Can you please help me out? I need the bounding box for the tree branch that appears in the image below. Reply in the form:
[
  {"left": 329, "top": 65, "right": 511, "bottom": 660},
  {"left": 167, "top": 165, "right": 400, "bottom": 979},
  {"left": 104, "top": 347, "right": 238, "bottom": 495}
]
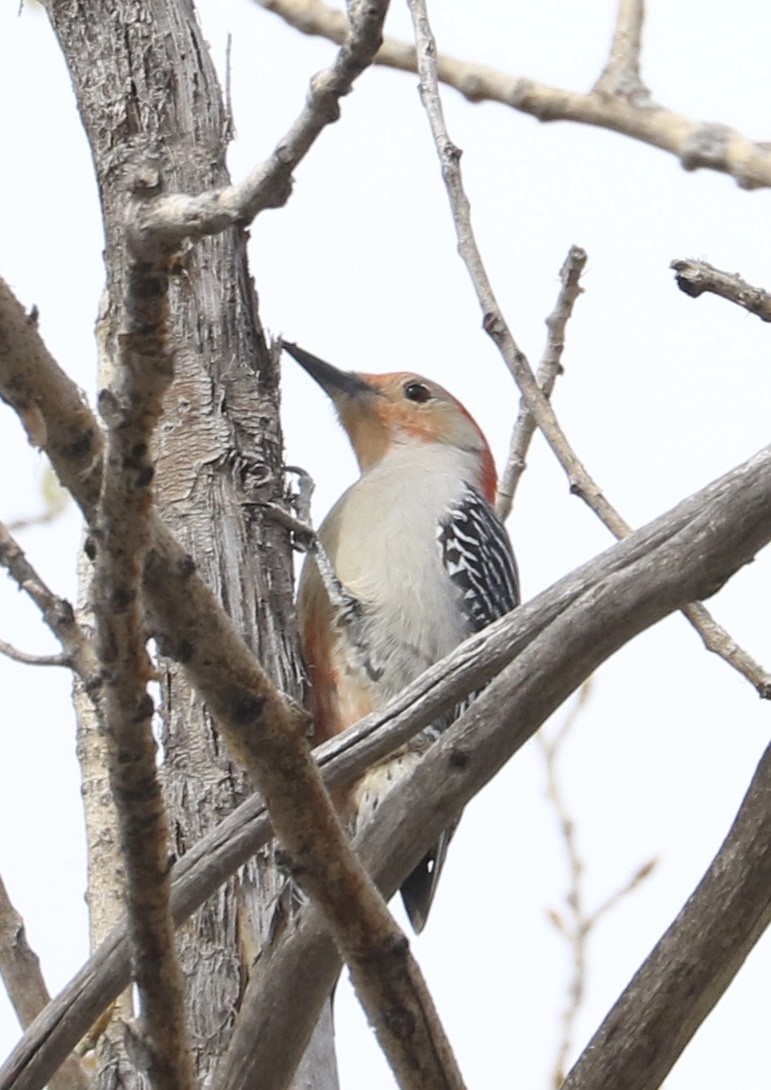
[
  {"left": 129, "top": 0, "right": 389, "bottom": 259},
  {"left": 0, "top": 520, "right": 101, "bottom": 690},
  {"left": 495, "top": 245, "right": 586, "bottom": 521},
  {"left": 671, "top": 258, "right": 771, "bottom": 322},
  {"left": 92, "top": 249, "right": 194, "bottom": 1090},
  {"left": 3, "top": 438, "right": 771, "bottom": 1090},
  {"left": 562, "top": 739, "right": 771, "bottom": 1090},
  {"left": 0, "top": 875, "right": 89, "bottom": 1090},
  {"left": 0, "top": 639, "right": 69, "bottom": 667},
  {"left": 592, "top": 0, "right": 648, "bottom": 101},
  {"left": 539, "top": 684, "right": 656, "bottom": 1088},
  {"left": 256, "top": 0, "right": 771, "bottom": 190},
  {"left": 407, "top": 0, "right": 771, "bottom": 698}
]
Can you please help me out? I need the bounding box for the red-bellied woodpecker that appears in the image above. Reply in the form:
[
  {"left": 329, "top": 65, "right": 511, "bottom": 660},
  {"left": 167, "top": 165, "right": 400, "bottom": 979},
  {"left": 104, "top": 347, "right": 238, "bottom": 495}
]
[{"left": 285, "top": 342, "right": 519, "bottom": 932}]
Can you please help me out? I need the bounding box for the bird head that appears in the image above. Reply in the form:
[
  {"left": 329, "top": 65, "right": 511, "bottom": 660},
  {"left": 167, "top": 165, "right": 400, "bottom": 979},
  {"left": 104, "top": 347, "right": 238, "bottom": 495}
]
[{"left": 283, "top": 342, "right": 497, "bottom": 502}]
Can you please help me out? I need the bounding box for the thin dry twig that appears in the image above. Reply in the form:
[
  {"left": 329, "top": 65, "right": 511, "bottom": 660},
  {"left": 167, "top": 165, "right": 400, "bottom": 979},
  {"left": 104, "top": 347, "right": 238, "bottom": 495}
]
[
  {"left": 593, "top": 0, "right": 648, "bottom": 101},
  {"left": 0, "top": 520, "right": 102, "bottom": 690},
  {"left": 6, "top": 469, "right": 69, "bottom": 534},
  {"left": 496, "top": 245, "right": 586, "bottom": 521},
  {"left": 539, "top": 682, "right": 656, "bottom": 1087},
  {"left": 0, "top": 639, "right": 68, "bottom": 668},
  {"left": 6, "top": 510, "right": 64, "bottom": 534},
  {"left": 562, "top": 739, "right": 771, "bottom": 1090},
  {"left": 92, "top": 252, "right": 195, "bottom": 1090},
  {"left": 256, "top": 0, "right": 771, "bottom": 190},
  {"left": 130, "top": 0, "right": 389, "bottom": 259},
  {"left": 407, "top": 0, "right": 771, "bottom": 699},
  {"left": 671, "top": 258, "right": 771, "bottom": 322},
  {"left": 0, "top": 875, "right": 89, "bottom": 1090}
]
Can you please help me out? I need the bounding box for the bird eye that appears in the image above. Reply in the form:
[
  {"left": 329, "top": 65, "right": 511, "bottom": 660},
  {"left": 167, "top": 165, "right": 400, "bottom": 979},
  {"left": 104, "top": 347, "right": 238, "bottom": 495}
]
[{"left": 403, "top": 381, "right": 432, "bottom": 403}]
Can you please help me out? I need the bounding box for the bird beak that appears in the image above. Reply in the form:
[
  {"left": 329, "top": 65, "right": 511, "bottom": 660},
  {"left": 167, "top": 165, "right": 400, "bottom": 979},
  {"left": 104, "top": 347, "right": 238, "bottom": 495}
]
[{"left": 283, "top": 342, "right": 377, "bottom": 402}]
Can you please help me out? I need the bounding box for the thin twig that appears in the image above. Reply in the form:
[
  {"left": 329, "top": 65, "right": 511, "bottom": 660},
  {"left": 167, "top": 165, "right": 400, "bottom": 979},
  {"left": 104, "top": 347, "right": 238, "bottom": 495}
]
[
  {"left": 539, "top": 690, "right": 590, "bottom": 1088},
  {"left": 0, "top": 639, "right": 69, "bottom": 667},
  {"left": 592, "top": 0, "right": 648, "bottom": 101},
  {"left": 6, "top": 510, "right": 65, "bottom": 534},
  {"left": 130, "top": 0, "right": 389, "bottom": 260},
  {"left": 671, "top": 258, "right": 771, "bottom": 322},
  {"left": 539, "top": 682, "right": 656, "bottom": 1087},
  {"left": 496, "top": 245, "right": 586, "bottom": 521},
  {"left": 256, "top": 0, "right": 771, "bottom": 190},
  {"left": 0, "top": 520, "right": 102, "bottom": 691},
  {"left": 407, "top": 0, "right": 771, "bottom": 698},
  {"left": 0, "top": 875, "right": 89, "bottom": 1090},
  {"left": 563, "top": 740, "right": 771, "bottom": 1090}
]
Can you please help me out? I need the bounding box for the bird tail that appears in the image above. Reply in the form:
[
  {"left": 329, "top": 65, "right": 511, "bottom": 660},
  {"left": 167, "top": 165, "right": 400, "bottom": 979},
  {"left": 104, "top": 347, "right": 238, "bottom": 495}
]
[{"left": 399, "top": 818, "right": 460, "bottom": 933}]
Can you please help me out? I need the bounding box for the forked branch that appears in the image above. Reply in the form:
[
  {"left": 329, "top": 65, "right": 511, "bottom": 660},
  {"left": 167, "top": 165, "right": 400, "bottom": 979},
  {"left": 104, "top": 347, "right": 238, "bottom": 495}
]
[{"left": 257, "top": 0, "right": 771, "bottom": 189}]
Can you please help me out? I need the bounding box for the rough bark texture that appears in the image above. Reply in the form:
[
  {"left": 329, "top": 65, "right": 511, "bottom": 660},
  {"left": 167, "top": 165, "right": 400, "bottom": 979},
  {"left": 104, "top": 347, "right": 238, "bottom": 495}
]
[{"left": 42, "top": 1, "right": 316, "bottom": 1086}]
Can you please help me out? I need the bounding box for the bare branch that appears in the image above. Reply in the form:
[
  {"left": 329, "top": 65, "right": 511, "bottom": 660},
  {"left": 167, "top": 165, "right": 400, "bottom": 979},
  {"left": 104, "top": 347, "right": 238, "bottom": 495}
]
[
  {"left": 7, "top": 468, "right": 69, "bottom": 534},
  {"left": 4, "top": 438, "right": 771, "bottom": 1090},
  {"left": 496, "top": 245, "right": 586, "bottom": 521},
  {"left": 671, "top": 258, "right": 771, "bottom": 322},
  {"left": 0, "top": 639, "right": 69, "bottom": 667},
  {"left": 92, "top": 252, "right": 194, "bottom": 1090},
  {"left": 129, "top": 0, "right": 389, "bottom": 260},
  {"left": 0, "top": 520, "right": 102, "bottom": 691},
  {"left": 539, "top": 683, "right": 656, "bottom": 1087},
  {"left": 539, "top": 689, "right": 591, "bottom": 1088},
  {"left": 406, "top": 1, "right": 771, "bottom": 698},
  {"left": 563, "top": 739, "right": 771, "bottom": 1090},
  {"left": 589, "top": 860, "right": 657, "bottom": 929},
  {"left": 0, "top": 875, "right": 89, "bottom": 1090},
  {"left": 592, "top": 0, "right": 648, "bottom": 101},
  {"left": 257, "top": 0, "right": 771, "bottom": 190},
  {"left": 679, "top": 601, "right": 771, "bottom": 699}
]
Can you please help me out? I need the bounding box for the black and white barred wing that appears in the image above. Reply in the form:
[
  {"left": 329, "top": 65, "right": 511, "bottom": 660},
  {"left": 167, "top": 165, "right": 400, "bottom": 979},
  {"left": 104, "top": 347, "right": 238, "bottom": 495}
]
[{"left": 438, "top": 485, "right": 520, "bottom": 631}]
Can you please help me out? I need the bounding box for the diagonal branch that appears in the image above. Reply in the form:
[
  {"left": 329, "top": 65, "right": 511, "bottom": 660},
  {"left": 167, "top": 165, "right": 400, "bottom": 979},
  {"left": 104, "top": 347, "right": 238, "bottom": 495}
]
[
  {"left": 407, "top": 0, "right": 771, "bottom": 698},
  {"left": 562, "top": 739, "right": 771, "bottom": 1090},
  {"left": 0, "top": 520, "right": 102, "bottom": 691},
  {"left": 129, "top": 0, "right": 389, "bottom": 260},
  {"left": 671, "top": 258, "right": 771, "bottom": 322},
  {"left": 256, "top": 0, "right": 771, "bottom": 190},
  {"left": 3, "top": 437, "right": 771, "bottom": 1090},
  {"left": 0, "top": 875, "right": 88, "bottom": 1090}
]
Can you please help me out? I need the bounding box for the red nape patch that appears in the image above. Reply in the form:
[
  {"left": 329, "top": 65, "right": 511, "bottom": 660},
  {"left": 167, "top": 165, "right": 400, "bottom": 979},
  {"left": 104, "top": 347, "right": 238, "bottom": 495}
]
[
  {"left": 455, "top": 399, "right": 498, "bottom": 502},
  {"left": 479, "top": 445, "right": 498, "bottom": 504}
]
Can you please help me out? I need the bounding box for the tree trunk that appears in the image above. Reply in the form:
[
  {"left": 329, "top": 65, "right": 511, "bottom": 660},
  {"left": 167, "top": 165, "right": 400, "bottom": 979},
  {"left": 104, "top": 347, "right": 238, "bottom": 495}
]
[{"left": 43, "top": 2, "right": 333, "bottom": 1086}]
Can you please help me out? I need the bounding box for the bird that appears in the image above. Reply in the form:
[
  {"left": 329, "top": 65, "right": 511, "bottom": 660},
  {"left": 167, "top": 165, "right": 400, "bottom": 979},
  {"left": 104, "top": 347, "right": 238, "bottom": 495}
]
[{"left": 285, "top": 341, "right": 519, "bottom": 932}]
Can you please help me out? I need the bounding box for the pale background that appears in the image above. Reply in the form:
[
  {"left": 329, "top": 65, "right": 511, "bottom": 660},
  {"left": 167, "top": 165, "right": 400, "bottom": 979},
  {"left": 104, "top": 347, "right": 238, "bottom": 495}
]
[{"left": 1, "top": 2, "right": 769, "bottom": 1087}]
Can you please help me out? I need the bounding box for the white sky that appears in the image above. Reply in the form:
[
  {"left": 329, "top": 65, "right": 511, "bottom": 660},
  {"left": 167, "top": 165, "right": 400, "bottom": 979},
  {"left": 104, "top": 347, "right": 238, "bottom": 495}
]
[{"left": 1, "top": 2, "right": 769, "bottom": 1088}]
